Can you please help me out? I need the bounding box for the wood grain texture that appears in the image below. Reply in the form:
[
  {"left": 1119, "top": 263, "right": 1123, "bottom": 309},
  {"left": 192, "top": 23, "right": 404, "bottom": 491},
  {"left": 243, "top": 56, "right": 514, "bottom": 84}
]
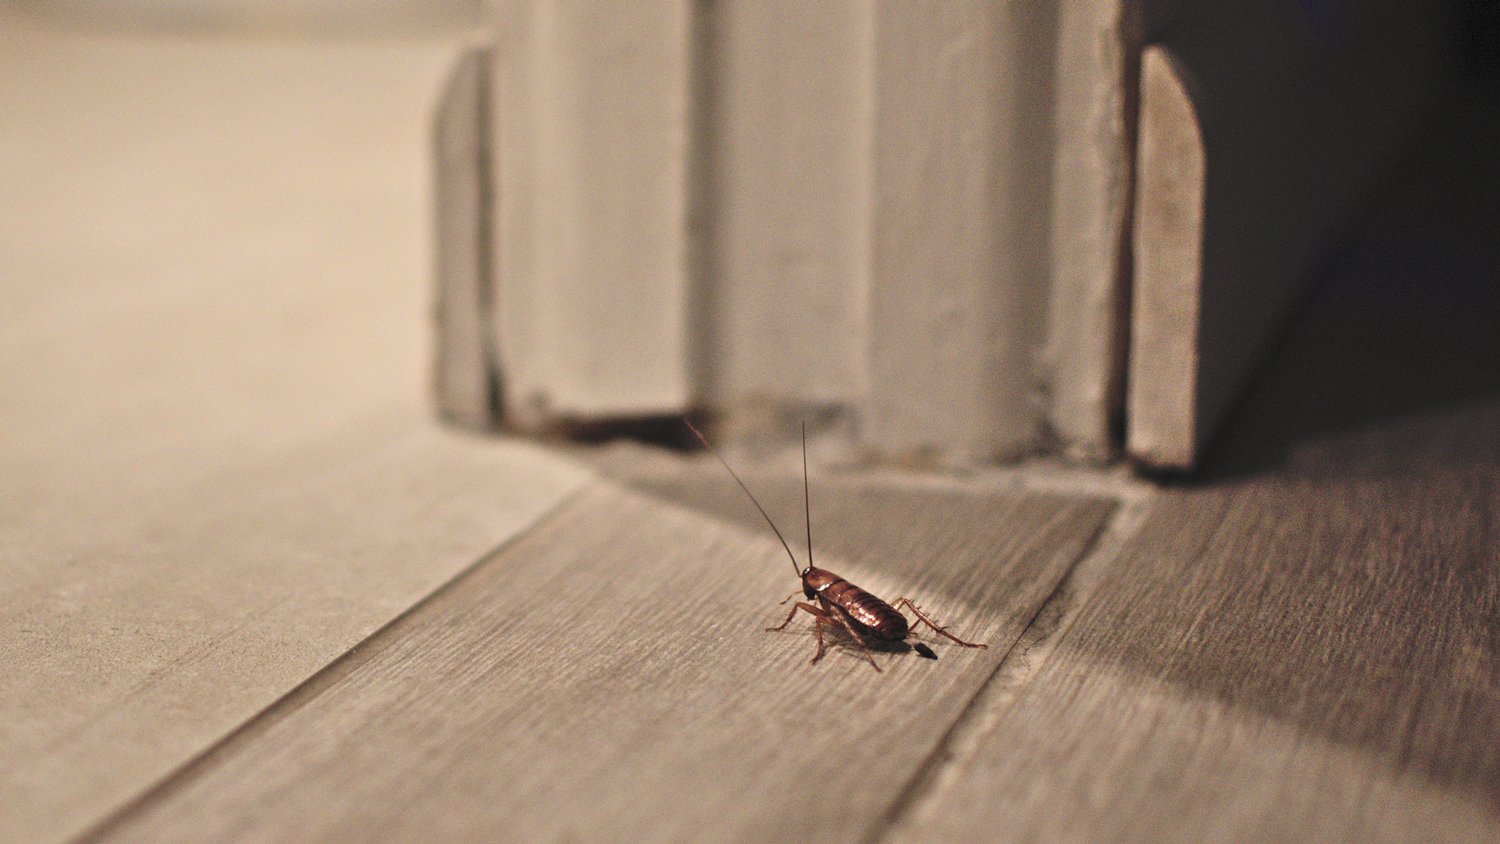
[
  {"left": 887, "top": 85, "right": 1500, "bottom": 842},
  {"left": 0, "top": 24, "right": 588, "bottom": 844},
  {"left": 87, "top": 467, "right": 1115, "bottom": 843},
  {"left": 890, "top": 469, "right": 1500, "bottom": 842}
]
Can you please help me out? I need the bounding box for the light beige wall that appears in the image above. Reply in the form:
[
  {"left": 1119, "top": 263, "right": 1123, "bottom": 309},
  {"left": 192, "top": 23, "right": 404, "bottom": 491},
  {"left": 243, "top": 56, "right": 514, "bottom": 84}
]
[{"left": 7, "top": 0, "right": 482, "bottom": 34}]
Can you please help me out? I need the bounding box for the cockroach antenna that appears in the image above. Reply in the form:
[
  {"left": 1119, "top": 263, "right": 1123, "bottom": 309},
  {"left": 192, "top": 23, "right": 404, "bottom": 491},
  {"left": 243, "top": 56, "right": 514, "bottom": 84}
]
[
  {"left": 802, "top": 421, "right": 812, "bottom": 569},
  {"left": 687, "top": 415, "right": 987, "bottom": 671},
  {"left": 684, "top": 418, "right": 804, "bottom": 577}
]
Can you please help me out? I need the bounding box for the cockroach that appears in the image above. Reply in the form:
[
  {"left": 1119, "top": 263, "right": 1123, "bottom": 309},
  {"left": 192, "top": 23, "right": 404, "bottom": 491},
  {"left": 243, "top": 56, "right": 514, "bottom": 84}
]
[{"left": 685, "top": 419, "right": 986, "bottom": 672}]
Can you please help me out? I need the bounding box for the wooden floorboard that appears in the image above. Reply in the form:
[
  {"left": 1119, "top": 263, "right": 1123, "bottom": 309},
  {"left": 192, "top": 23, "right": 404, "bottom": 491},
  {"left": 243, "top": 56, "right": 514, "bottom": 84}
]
[
  {"left": 0, "top": 21, "right": 589, "bottom": 844},
  {"left": 883, "top": 84, "right": 1500, "bottom": 843},
  {"left": 887, "top": 462, "right": 1500, "bottom": 843},
  {"left": 84, "top": 468, "right": 1115, "bottom": 843}
]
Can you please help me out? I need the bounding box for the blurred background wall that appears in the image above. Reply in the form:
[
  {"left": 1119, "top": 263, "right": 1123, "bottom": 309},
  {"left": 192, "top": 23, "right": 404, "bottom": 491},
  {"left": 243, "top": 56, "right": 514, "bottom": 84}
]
[
  {"left": 6, "top": 0, "right": 1481, "bottom": 471},
  {"left": 4, "top": 0, "right": 482, "bottom": 34}
]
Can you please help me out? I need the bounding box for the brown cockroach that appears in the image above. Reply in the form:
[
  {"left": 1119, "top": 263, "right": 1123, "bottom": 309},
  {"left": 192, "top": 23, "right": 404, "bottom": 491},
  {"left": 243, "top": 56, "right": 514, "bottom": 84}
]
[{"left": 686, "top": 419, "right": 986, "bottom": 672}]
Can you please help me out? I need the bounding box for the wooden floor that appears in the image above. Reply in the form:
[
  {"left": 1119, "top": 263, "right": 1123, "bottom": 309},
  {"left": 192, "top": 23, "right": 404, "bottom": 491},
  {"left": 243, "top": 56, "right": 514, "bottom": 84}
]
[{"left": 4, "top": 19, "right": 1497, "bottom": 844}]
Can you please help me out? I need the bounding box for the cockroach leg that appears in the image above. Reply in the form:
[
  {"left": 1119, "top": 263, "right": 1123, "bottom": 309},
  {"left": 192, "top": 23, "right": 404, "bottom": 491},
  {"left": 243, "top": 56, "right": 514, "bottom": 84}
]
[
  {"left": 810, "top": 615, "right": 831, "bottom": 663},
  {"left": 777, "top": 598, "right": 883, "bottom": 672},
  {"left": 777, "top": 590, "right": 802, "bottom": 606},
  {"left": 889, "top": 598, "right": 987, "bottom": 649},
  {"left": 691, "top": 418, "right": 981, "bottom": 673},
  {"left": 820, "top": 598, "right": 883, "bottom": 672},
  {"left": 766, "top": 604, "right": 799, "bottom": 632},
  {"left": 766, "top": 600, "right": 825, "bottom": 632}
]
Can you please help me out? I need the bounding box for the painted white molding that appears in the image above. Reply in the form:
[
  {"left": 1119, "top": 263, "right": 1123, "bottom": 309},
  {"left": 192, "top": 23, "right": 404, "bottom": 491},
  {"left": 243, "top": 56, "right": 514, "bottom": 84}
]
[
  {"left": 865, "top": 0, "right": 1053, "bottom": 464},
  {"left": 490, "top": 0, "right": 694, "bottom": 430},
  {"left": 1045, "top": 0, "right": 1139, "bottom": 460},
  {"left": 449, "top": 1, "right": 1135, "bottom": 463},
  {"left": 1128, "top": 46, "right": 1202, "bottom": 470},
  {"left": 693, "top": 1, "right": 873, "bottom": 432},
  {"left": 427, "top": 3, "right": 1466, "bottom": 469},
  {"left": 433, "top": 44, "right": 497, "bottom": 431}
]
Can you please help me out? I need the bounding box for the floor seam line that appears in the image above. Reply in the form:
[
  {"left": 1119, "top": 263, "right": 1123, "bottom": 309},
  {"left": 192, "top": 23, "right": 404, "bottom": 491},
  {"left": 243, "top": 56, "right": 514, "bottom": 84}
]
[
  {"left": 865, "top": 491, "right": 1152, "bottom": 843},
  {"left": 65, "top": 481, "right": 597, "bottom": 844}
]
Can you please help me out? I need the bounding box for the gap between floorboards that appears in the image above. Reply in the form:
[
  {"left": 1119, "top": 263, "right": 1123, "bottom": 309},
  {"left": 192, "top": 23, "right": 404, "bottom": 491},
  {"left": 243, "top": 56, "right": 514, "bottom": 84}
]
[{"left": 869, "top": 485, "right": 1155, "bottom": 843}]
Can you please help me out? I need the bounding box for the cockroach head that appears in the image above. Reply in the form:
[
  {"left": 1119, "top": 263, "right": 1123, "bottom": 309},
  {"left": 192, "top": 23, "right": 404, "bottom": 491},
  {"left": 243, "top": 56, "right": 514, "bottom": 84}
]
[{"left": 800, "top": 566, "right": 816, "bottom": 599}]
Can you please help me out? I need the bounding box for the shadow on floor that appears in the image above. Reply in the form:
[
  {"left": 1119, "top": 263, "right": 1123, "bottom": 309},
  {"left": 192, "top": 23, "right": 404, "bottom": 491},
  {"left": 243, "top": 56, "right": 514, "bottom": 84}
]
[
  {"left": 1198, "top": 69, "right": 1500, "bottom": 482},
  {"left": 1096, "top": 67, "right": 1500, "bottom": 806}
]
